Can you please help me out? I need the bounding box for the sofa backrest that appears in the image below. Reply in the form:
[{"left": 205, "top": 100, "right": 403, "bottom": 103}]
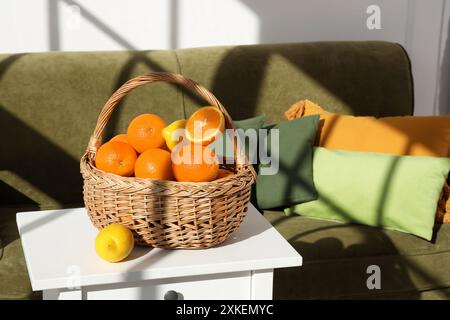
[{"left": 0, "top": 41, "right": 413, "bottom": 209}]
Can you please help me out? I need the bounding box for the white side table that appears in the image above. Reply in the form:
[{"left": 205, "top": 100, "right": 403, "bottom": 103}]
[{"left": 17, "top": 204, "right": 302, "bottom": 300}]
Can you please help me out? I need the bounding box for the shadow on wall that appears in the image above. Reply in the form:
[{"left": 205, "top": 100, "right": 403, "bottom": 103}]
[
  {"left": 438, "top": 19, "right": 450, "bottom": 115},
  {"left": 240, "top": 0, "right": 319, "bottom": 44},
  {"left": 49, "top": 0, "right": 180, "bottom": 51},
  {"left": 48, "top": 0, "right": 136, "bottom": 51},
  {"left": 48, "top": 0, "right": 60, "bottom": 50}
]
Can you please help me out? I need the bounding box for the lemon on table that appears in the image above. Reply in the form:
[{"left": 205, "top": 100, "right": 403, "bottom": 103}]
[
  {"left": 162, "top": 119, "right": 187, "bottom": 151},
  {"left": 95, "top": 224, "right": 134, "bottom": 263}
]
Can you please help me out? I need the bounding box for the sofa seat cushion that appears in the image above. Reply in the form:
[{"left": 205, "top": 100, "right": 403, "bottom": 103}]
[
  {"left": 264, "top": 210, "right": 450, "bottom": 299},
  {"left": 0, "top": 238, "right": 37, "bottom": 300},
  {"left": 0, "top": 207, "right": 42, "bottom": 299}
]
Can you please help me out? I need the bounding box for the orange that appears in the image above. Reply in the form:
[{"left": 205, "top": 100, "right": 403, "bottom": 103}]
[
  {"left": 216, "top": 168, "right": 234, "bottom": 180},
  {"left": 135, "top": 148, "right": 174, "bottom": 180},
  {"left": 110, "top": 134, "right": 130, "bottom": 145},
  {"left": 172, "top": 144, "right": 219, "bottom": 182},
  {"left": 127, "top": 114, "right": 166, "bottom": 153},
  {"left": 185, "top": 106, "right": 225, "bottom": 145},
  {"left": 95, "top": 141, "right": 137, "bottom": 176}
]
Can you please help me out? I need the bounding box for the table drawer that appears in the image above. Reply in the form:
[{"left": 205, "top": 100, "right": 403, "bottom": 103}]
[{"left": 84, "top": 271, "right": 252, "bottom": 300}]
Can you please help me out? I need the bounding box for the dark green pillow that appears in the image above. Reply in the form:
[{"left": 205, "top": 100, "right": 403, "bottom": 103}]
[
  {"left": 234, "top": 114, "right": 266, "bottom": 131},
  {"left": 209, "top": 115, "right": 265, "bottom": 208},
  {"left": 256, "top": 115, "right": 320, "bottom": 209},
  {"left": 210, "top": 114, "right": 266, "bottom": 162}
]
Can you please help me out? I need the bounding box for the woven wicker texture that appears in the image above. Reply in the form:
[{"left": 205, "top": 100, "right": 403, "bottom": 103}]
[
  {"left": 80, "top": 73, "right": 256, "bottom": 248},
  {"left": 437, "top": 182, "right": 450, "bottom": 224}
]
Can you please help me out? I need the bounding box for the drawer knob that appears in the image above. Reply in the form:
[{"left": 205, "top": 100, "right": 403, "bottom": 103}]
[{"left": 164, "top": 290, "right": 179, "bottom": 300}]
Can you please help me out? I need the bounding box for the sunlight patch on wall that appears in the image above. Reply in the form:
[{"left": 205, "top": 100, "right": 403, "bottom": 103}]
[
  {"left": 58, "top": 0, "right": 172, "bottom": 51},
  {"left": 177, "top": 0, "right": 259, "bottom": 49}
]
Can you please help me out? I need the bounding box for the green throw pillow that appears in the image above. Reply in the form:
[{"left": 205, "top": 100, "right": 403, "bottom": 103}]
[
  {"left": 210, "top": 114, "right": 266, "bottom": 162},
  {"left": 256, "top": 115, "right": 320, "bottom": 209},
  {"left": 285, "top": 147, "right": 450, "bottom": 240},
  {"left": 234, "top": 114, "right": 266, "bottom": 131}
]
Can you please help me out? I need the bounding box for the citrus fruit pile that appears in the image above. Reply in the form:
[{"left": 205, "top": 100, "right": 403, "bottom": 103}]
[{"left": 95, "top": 106, "right": 234, "bottom": 182}]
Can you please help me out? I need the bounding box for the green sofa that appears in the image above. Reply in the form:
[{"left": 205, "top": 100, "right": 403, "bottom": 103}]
[{"left": 1, "top": 41, "right": 450, "bottom": 300}]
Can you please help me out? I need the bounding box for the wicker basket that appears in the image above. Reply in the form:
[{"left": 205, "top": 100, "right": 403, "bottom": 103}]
[
  {"left": 437, "top": 181, "right": 450, "bottom": 224},
  {"left": 80, "top": 72, "right": 256, "bottom": 249}
]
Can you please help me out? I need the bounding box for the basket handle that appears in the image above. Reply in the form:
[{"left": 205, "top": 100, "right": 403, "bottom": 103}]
[{"left": 87, "top": 72, "right": 251, "bottom": 171}]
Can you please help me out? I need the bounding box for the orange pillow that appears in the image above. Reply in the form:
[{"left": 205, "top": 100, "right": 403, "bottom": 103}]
[{"left": 285, "top": 100, "right": 450, "bottom": 157}]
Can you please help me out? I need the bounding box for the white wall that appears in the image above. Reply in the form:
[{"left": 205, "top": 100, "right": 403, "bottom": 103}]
[
  {"left": 0, "top": 0, "right": 448, "bottom": 115},
  {"left": 437, "top": 0, "right": 450, "bottom": 115}
]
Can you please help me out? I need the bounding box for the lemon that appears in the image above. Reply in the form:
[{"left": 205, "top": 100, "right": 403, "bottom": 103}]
[
  {"left": 95, "top": 224, "right": 134, "bottom": 263},
  {"left": 162, "top": 119, "right": 187, "bottom": 151}
]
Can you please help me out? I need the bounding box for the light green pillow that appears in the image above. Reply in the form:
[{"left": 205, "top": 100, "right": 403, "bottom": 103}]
[{"left": 285, "top": 147, "right": 450, "bottom": 240}]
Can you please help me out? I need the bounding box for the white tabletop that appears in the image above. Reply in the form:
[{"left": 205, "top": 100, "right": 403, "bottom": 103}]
[{"left": 17, "top": 204, "right": 302, "bottom": 291}]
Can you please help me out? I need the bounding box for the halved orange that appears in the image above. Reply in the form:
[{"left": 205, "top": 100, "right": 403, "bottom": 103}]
[{"left": 185, "top": 106, "right": 225, "bottom": 145}]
